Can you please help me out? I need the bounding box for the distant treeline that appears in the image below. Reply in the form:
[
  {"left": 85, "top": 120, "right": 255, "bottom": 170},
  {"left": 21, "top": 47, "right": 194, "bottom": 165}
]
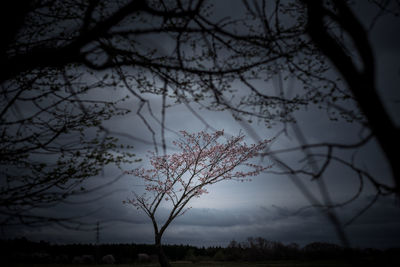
[{"left": 1, "top": 237, "right": 399, "bottom": 265}]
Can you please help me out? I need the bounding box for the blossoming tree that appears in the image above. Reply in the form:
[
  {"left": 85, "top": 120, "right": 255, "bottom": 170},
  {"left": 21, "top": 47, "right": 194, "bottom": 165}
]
[{"left": 125, "top": 130, "right": 270, "bottom": 267}]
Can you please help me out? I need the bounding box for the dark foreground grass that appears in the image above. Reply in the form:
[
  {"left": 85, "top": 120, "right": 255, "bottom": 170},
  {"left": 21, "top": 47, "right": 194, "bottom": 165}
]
[{"left": 6, "top": 260, "right": 353, "bottom": 267}]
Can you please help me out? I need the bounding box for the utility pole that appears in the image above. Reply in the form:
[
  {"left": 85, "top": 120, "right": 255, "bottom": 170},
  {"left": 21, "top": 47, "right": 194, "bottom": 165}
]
[
  {"left": 96, "top": 221, "right": 100, "bottom": 244},
  {"left": 95, "top": 221, "right": 100, "bottom": 263}
]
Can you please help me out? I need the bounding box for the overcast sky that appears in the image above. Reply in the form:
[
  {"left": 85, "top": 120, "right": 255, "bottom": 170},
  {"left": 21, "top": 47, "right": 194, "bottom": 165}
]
[{"left": 3, "top": 0, "right": 400, "bottom": 249}]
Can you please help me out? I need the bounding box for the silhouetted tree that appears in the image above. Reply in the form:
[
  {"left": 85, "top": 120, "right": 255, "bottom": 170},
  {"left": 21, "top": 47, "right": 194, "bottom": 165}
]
[
  {"left": 0, "top": 0, "right": 208, "bottom": 227},
  {"left": 125, "top": 130, "right": 269, "bottom": 267}
]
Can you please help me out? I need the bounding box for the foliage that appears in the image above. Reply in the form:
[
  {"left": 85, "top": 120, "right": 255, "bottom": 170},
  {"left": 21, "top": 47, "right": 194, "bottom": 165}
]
[{"left": 2, "top": 237, "right": 400, "bottom": 266}]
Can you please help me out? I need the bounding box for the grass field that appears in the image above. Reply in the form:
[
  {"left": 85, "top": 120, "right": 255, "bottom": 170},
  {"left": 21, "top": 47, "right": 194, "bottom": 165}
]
[{"left": 6, "top": 260, "right": 353, "bottom": 267}]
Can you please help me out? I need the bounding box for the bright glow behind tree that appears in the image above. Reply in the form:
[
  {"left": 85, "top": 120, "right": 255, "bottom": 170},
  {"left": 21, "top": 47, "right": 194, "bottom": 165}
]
[{"left": 125, "top": 130, "right": 270, "bottom": 267}]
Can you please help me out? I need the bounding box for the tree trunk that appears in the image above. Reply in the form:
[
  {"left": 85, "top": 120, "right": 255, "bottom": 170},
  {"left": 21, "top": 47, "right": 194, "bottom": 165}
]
[{"left": 155, "top": 235, "right": 171, "bottom": 267}]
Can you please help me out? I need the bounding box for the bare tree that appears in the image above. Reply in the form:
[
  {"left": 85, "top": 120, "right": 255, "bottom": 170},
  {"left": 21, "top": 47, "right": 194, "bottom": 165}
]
[
  {"left": 1, "top": 0, "right": 224, "bottom": 227},
  {"left": 212, "top": 0, "right": 400, "bottom": 230},
  {"left": 0, "top": 68, "right": 136, "bottom": 227},
  {"left": 303, "top": 0, "right": 400, "bottom": 192}
]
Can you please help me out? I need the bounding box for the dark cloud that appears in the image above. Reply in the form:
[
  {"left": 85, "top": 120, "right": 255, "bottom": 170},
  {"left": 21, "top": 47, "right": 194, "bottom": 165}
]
[{"left": 7, "top": 194, "right": 399, "bottom": 249}]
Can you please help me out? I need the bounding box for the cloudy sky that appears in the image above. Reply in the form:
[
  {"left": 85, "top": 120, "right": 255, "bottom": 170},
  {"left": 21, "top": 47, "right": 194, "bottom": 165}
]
[{"left": 3, "top": 0, "right": 400, "bottom": 249}]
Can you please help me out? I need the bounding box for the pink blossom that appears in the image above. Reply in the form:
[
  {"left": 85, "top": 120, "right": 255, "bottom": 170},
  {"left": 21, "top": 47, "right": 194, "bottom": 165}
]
[{"left": 125, "top": 130, "right": 271, "bottom": 221}]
